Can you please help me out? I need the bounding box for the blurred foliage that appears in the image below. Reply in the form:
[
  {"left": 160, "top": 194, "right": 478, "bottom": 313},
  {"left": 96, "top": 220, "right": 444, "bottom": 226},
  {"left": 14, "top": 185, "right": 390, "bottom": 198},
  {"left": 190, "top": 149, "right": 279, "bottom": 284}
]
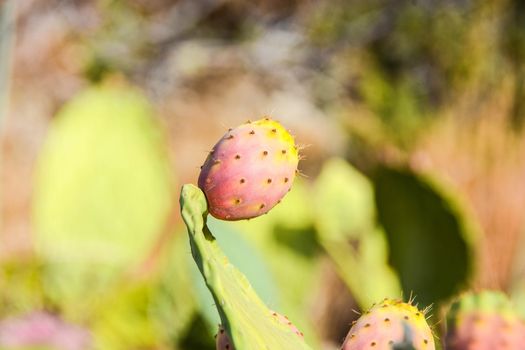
[
  {"left": 373, "top": 165, "right": 479, "bottom": 307},
  {"left": 150, "top": 231, "right": 198, "bottom": 347},
  {"left": 33, "top": 85, "right": 173, "bottom": 312},
  {"left": 314, "top": 158, "right": 401, "bottom": 309}
]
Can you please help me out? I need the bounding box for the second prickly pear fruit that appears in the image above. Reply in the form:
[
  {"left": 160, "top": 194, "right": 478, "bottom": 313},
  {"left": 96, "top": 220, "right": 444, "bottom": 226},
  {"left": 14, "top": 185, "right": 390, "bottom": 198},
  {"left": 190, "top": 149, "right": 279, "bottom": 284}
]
[
  {"left": 198, "top": 118, "right": 299, "bottom": 220},
  {"left": 341, "top": 298, "right": 435, "bottom": 350},
  {"left": 445, "top": 290, "right": 525, "bottom": 350}
]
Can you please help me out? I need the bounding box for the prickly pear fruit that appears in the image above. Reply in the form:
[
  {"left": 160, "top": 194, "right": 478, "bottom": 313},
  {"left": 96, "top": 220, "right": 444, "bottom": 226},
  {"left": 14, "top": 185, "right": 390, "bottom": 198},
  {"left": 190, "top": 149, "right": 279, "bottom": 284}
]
[
  {"left": 215, "top": 325, "right": 233, "bottom": 350},
  {"left": 198, "top": 118, "right": 299, "bottom": 220},
  {"left": 215, "top": 311, "right": 304, "bottom": 349},
  {"left": 445, "top": 290, "right": 525, "bottom": 350},
  {"left": 341, "top": 298, "right": 435, "bottom": 350}
]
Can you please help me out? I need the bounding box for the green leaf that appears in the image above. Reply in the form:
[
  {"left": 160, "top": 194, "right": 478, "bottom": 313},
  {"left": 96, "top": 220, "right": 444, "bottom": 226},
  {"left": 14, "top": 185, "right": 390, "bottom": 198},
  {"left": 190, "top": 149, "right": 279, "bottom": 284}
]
[
  {"left": 314, "top": 158, "right": 401, "bottom": 308},
  {"left": 179, "top": 184, "right": 312, "bottom": 350},
  {"left": 373, "top": 165, "right": 479, "bottom": 306}
]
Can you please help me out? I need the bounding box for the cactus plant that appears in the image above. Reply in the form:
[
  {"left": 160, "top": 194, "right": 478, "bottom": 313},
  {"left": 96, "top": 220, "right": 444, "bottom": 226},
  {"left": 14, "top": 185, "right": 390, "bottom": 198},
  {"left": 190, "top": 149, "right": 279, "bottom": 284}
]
[
  {"left": 215, "top": 311, "right": 303, "bottom": 350},
  {"left": 373, "top": 165, "right": 479, "bottom": 307},
  {"left": 33, "top": 86, "right": 173, "bottom": 314},
  {"left": 445, "top": 290, "right": 525, "bottom": 350},
  {"left": 341, "top": 298, "right": 435, "bottom": 350},
  {"left": 198, "top": 118, "right": 299, "bottom": 221},
  {"left": 314, "top": 158, "right": 401, "bottom": 309},
  {"left": 180, "top": 184, "right": 312, "bottom": 350},
  {"left": 190, "top": 217, "right": 280, "bottom": 334}
]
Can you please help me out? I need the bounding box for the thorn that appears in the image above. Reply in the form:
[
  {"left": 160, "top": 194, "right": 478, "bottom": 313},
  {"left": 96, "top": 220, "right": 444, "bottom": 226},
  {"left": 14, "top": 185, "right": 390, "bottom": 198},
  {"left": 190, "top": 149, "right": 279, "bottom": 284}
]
[
  {"left": 284, "top": 177, "right": 289, "bottom": 183},
  {"left": 263, "top": 150, "right": 268, "bottom": 156},
  {"left": 296, "top": 143, "right": 311, "bottom": 151},
  {"left": 227, "top": 135, "right": 234, "bottom": 140},
  {"left": 295, "top": 169, "right": 308, "bottom": 178},
  {"left": 271, "top": 128, "right": 277, "bottom": 133},
  {"left": 246, "top": 120, "right": 252, "bottom": 124},
  {"left": 267, "top": 178, "right": 272, "bottom": 184},
  {"left": 235, "top": 154, "right": 241, "bottom": 159},
  {"left": 249, "top": 130, "right": 255, "bottom": 135},
  {"left": 228, "top": 128, "right": 232, "bottom": 131},
  {"left": 281, "top": 149, "right": 287, "bottom": 154},
  {"left": 240, "top": 178, "right": 245, "bottom": 184}
]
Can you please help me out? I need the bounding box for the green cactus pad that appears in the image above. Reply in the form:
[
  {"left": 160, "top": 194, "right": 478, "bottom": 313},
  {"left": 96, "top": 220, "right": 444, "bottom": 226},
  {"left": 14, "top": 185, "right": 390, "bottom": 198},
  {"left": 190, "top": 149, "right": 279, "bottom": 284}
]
[
  {"left": 33, "top": 85, "right": 173, "bottom": 314},
  {"left": 180, "top": 184, "right": 312, "bottom": 350},
  {"left": 314, "top": 158, "right": 401, "bottom": 309},
  {"left": 373, "top": 166, "right": 479, "bottom": 307}
]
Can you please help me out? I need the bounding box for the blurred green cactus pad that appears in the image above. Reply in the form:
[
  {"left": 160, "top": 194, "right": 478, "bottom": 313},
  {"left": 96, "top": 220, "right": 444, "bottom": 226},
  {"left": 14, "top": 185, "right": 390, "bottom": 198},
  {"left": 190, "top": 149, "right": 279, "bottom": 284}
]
[
  {"left": 33, "top": 85, "right": 173, "bottom": 308},
  {"left": 314, "top": 158, "right": 401, "bottom": 309},
  {"left": 373, "top": 165, "right": 479, "bottom": 306}
]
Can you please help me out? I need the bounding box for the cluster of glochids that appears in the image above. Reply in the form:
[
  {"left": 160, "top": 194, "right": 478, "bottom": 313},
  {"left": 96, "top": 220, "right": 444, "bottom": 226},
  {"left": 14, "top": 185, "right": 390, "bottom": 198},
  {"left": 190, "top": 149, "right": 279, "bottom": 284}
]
[
  {"left": 198, "top": 117, "right": 301, "bottom": 221},
  {"left": 215, "top": 311, "right": 304, "bottom": 350}
]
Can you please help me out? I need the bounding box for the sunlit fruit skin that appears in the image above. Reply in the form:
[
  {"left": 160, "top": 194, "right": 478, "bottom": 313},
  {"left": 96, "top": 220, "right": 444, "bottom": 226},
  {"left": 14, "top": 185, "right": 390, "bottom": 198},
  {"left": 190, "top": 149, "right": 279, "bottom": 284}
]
[
  {"left": 341, "top": 298, "right": 435, "bottom": 350},
  {"left": 445, "top": 291, "right": 525, "bottom": 350},
  {"left": 198, "top": 118, "right": 299, "bottom": 221}
]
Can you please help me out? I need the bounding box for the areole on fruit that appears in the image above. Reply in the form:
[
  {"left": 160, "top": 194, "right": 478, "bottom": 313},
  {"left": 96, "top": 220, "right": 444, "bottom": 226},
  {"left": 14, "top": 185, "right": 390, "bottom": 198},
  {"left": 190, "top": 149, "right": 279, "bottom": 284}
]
[{"left": 198, "top": 118, "right": 300, "bottom": 221}]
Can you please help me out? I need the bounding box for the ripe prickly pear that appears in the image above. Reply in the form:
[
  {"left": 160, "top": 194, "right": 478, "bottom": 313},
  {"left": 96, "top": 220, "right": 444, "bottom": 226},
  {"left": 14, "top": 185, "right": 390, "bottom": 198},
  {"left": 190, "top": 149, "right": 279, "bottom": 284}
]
[
  {"left": 215, "top": 311, "right": 304, "bottom": 349},
  {"left": 198, "top": 118, "right": 300, "bottom": 221},
  {"left": 445, "top": 290, "right": 525, "bottom": 350},
  {"left": 341, "top": 298, "right": 435, "bottom": 350},
  {"left": 215, "top": 325, "right": 233, "bottom": 350}
]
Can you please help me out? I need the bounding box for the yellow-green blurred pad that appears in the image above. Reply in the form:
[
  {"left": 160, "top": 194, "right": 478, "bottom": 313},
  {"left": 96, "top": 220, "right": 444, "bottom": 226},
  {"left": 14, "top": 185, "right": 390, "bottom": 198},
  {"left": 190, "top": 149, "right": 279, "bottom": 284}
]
[{"left": 33, "top": 85, "right": 172, "bottom": 305}]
